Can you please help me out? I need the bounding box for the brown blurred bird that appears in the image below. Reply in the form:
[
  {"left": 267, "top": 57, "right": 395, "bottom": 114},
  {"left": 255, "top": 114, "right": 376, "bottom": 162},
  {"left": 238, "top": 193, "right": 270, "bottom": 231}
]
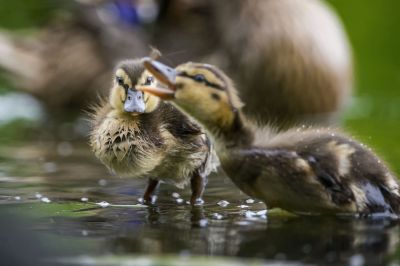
[{"left": 0, "top": 0, "right": 352, "bottom": 127}]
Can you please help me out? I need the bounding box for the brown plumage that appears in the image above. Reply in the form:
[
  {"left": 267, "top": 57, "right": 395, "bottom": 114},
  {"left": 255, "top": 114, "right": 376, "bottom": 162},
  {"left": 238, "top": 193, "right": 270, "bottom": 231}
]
[
  {"left": 156, "top": 0, "right": 353, "bottom": 127},
  {"left": 0, "top": 0, "right": 352, "bottom": 128},
  {"left": 219, "top": 0, "right": 353, "bottom": 127},
  {"left": 89, "top": 59, "right": 218, "bottom": 204},
  {"left": 139, "top": 60, "right": 400, "bottom": 216}
]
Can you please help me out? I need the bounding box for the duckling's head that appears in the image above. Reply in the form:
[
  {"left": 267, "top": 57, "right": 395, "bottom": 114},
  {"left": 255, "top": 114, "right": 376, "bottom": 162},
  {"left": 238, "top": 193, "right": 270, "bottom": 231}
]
[
  {"left": 138, "top": 59, "right": 244, "bottom": 131},
  {"left": 110, "top": 59, "right": 161, "bottom": 114}
]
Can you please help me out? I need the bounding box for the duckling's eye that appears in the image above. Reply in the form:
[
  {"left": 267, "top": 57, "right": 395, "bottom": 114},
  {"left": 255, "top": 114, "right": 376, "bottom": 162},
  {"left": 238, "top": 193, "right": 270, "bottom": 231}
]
[
  {"left": 116, "top": 76, "right": 124, "bottom": 86},
  {"left": 144, "top": 76, "right": 154, "bottom": 85},
  {"left": 193, "top": 74, "right": 206, "bottom": 83}
]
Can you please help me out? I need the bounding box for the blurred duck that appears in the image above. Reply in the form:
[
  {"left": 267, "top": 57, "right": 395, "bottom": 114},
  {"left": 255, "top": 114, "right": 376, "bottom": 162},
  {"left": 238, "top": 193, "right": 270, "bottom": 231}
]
[
  {"left": 218, "top": 0, "right": 353, "bottom": 126},
  {"left": 0, "top": 20, "right": 112, "bottom": 108},
  {"left": 154, "top": 0, "right": 353, "bottom": 127},
  {"left": 89, "top": 59, "right": 218, "bottom": 204},
  {"left": 0, "top": 0, "right": 352, "bottom": 128},
  {"left": 138, "top": 59, "right": 400, "bottom": 215}
]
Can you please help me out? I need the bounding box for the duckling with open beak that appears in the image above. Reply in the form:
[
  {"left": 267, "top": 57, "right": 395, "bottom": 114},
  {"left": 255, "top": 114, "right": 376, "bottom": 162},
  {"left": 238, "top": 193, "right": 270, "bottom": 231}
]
[{"left": 138, "top": 59, "right": 400, "bottom": 216}]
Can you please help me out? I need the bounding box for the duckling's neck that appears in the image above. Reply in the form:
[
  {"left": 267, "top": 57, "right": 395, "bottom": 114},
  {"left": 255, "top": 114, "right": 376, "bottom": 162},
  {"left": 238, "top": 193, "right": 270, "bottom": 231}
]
[
  {"left": 208, "top": 110, "right": 254, "bottom": 151},
  {"left": 108, "top": 109, "right": 141, "bottom": 120}
]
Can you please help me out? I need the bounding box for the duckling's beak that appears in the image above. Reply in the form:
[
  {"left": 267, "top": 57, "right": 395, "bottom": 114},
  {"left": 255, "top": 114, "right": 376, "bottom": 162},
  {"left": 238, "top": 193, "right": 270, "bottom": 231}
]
[
  {"left": 136, "top": 58, "right": 176, "bottom": 100},
  {"left": 124, "top": 88, "right": 146, "bottom": 113}
]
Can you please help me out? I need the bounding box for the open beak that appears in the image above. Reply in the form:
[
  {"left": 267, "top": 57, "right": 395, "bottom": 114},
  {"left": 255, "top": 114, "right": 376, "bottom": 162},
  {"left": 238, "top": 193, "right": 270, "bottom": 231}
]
[{"left": 136, "top": 58, "right": 177, "bottom": 100}]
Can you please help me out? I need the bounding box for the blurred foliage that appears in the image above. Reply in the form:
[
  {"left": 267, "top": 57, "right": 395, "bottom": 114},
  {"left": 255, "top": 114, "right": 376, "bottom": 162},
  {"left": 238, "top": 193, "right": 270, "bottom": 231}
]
[
  {"left": 0, "top": 78, "right": 12, "bottom": 94},
  {"left": 0, "top": 0, "right": 59, "bottom": 29},
  {"left": 0, "top": 119, "right": 40, "bottom": 143},
  {"left": 326, "top": 0, "right": 400, "bottom": 173},
  {"left": 327, "top": 0, "right": 400, "bottom": 97}
]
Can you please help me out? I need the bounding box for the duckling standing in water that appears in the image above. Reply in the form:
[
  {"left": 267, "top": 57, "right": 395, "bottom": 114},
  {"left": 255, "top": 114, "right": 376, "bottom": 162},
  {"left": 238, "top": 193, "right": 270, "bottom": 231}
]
[
  {"left": 89, "top": 59, "right": 218, "bottom": 204},
  {"left": 139, "top": 59, "right": 400, "bottom": 215}
]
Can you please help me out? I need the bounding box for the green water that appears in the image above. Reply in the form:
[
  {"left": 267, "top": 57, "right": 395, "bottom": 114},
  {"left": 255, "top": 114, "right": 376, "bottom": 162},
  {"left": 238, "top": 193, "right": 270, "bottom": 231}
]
[{"left": 1, "top": 141, "right": 399, "bottom": 266}]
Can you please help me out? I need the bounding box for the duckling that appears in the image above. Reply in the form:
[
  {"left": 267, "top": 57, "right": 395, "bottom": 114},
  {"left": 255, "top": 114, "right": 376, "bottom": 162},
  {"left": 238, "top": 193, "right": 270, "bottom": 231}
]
[
  {"left": 138, "top": 59, "right": 400, "bottom": 215},
  {"left": 89, "top": 59, "right": 218, "bottom": 204}
]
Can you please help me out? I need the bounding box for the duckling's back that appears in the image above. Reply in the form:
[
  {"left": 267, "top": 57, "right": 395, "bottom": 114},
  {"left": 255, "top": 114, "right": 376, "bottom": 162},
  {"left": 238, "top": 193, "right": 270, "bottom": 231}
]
[{"left": 246, "top": 128, "right": 400, "bottom": 214}]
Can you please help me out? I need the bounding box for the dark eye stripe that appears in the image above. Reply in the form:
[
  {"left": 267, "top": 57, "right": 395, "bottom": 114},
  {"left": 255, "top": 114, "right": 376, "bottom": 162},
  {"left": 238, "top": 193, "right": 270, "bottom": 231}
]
[
  {"left": 178, "top": 72, "right": 224, "bottom": 90},
  {"left": 116, "top": 76, "right": 124, "bottom": 85}
]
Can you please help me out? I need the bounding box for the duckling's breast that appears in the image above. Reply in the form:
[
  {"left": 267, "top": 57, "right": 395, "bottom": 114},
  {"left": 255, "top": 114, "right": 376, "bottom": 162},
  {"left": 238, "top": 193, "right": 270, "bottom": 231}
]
[
  {"left": 90, "top": 115, "right": 166, "bottom": 178},
  {"left": 90, "top": 111, "right": 218, "bottom": 187}
]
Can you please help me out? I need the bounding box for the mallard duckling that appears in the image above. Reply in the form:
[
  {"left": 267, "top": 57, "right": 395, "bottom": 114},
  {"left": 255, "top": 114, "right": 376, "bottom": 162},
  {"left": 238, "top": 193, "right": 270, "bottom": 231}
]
[
  {"left": 138, "top": 59, "right": 400, "bottom": 215},
  {"left": 89, "top": 59, "right": 218, "bottom": 204}
]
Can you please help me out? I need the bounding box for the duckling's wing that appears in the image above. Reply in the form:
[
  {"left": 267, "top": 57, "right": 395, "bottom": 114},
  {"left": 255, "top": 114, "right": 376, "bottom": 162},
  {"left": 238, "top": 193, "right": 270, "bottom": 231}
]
[
  {"left": 227, "top": 146, "right": 399, "bottom": 214},
  {"left": 159, "top": 103, "right": 203, "bottom": 137},
  {"left": 297, "top": 135, "right": 400, "bottom": 214},
  {"left": 227, "top": 149, "right": 356, "bottom": 213}
]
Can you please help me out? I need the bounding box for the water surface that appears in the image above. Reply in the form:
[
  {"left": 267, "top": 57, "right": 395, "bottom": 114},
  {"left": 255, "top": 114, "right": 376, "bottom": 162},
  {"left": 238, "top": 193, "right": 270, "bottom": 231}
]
[{"left": 1, "top": 135, "right": 399, "bottom": 266}]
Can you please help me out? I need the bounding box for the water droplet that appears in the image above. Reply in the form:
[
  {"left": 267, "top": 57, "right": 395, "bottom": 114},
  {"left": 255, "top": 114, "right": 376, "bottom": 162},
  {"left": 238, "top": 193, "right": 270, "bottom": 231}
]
[
  {"left": 172, "top": 192, "right": 180, "bottom": 198},
  {"left": 256, "top": 210, "right": 267, "bottom": 216},
  {"left": 349, "top": 254, "right": 365, "bottom": 266},
  {"left": 14, "top": 196, "right": 21, "bottom": 201},
  {"left": 198, "top": 219, "right": 208, "bottom": 227},
  {"left": 35, "top": 192, "right": 43, "bottom": 199},
  {"left": 245, "top": 198, "right": 255, "bottom": 204},
  {"left": 212, "top": 213, "right": 223, "bottom": 220},
  {"left": 81, "top": 230, "right": 88, "bottom": 236},
  {"left": 96, "top": 201, "right": 110, "bottom": 208},
  {"left": 41, "top": 197, "right": 51, "bottom": 203},
  {"left": 217, "top": 200, "right": 230, "bottom": 207},
  {"left": 244, "top": 210, "right": 256, "bottom": 218},
  {"left": 81, "top": 197, "right": 88, "bottom": 202},
  {"left": 151, "top": 195, "right": 158, "bottom": 204},
  {"left": 237, "top": 205, "right": 250, "bottom": 209},
  {"left": 176, "top": 198, "right": 184, "bottom": 204},
  {"left": 193, "top": 198, "right": 204, "bottom": 206}
]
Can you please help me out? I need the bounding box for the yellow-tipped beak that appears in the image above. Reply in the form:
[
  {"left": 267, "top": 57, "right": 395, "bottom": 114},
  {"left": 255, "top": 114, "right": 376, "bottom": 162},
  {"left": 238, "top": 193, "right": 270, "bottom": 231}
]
[
  {"left": 136, "top": 58, "right": 177, "bottom": 100},
  {"left": 136, "top": 85, "right": 175, "bottom": 100}
]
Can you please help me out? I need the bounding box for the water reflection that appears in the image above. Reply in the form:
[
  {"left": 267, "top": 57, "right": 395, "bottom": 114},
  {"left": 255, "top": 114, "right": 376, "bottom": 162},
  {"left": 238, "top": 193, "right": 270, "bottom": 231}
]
[{"left": 0, "top": 141, "right": 400, "bottom": 265}]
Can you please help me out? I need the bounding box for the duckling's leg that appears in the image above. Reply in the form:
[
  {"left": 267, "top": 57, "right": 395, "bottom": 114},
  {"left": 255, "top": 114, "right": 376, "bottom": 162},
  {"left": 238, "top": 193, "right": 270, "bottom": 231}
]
[
  {"left": 190, "top": 173, "right": 206, "bottom": 205},
  {"left": 143, "top": 178, "right": 159, "bottom": 203}
]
